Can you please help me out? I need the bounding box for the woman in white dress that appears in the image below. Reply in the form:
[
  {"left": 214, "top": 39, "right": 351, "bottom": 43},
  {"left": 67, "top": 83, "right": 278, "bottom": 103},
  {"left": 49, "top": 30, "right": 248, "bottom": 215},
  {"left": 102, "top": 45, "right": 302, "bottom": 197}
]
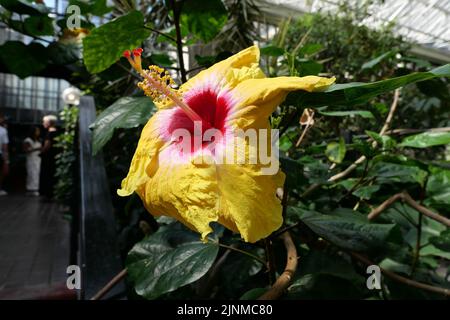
[{"left": 23, "top": 126, "right": 42, "bottom": 196}]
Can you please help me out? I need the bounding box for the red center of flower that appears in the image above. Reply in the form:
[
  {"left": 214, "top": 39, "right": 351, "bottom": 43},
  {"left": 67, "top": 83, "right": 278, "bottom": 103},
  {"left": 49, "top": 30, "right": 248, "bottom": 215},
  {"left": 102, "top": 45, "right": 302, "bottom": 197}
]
[{"left": 166, "top": 89, "right": 232, "bottom": 152}]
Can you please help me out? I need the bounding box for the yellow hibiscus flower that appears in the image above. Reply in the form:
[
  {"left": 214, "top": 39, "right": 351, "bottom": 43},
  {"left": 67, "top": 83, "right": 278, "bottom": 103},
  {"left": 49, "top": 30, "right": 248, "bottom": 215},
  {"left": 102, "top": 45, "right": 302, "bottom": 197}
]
[{"left": 117, "top": 45, "right": 335, "bottom": 243}]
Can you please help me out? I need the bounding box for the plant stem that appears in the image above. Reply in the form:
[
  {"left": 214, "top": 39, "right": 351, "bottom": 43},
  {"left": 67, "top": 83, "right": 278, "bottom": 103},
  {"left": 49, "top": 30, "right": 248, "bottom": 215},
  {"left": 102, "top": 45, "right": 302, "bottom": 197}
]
[
  {"left": 170, "top": 0, "right": 187, "bottom": 83},
  {"left": 90, "top": 269, "right": 127, "bottom": 300},
  {"left": 217, "top": 243, "right": 266, "bottom": 266},
  {"left": 367, "top": 191, "right": 450, "bottom": 227},
  {"left": 264, "top": 238, "right": 276, "bottom": 285},
  {"left": 143, "top": 25, "right": 177, "bottom": 43},
  {"left": 258, "top": 232, "right": 298, "bottom": 300}
]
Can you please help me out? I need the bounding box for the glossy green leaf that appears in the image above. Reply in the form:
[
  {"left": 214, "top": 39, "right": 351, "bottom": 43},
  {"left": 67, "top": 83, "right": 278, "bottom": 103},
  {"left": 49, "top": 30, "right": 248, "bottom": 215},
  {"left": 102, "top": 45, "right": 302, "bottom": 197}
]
[
  {"left": 399, "top": 132, "right": 450, "bottom": 148},
  {"left": 23, "top": 15, "right": 54, "bottom": 36},
  {"left": 69, "top": 0, "right": 112, "bottom": 16},
  {"left": 288, "top": 207, "right": 395, "bottom": 251},
  {"left": 286, "top": 64, "right": 450, "bottom": 107},
  {"left": 126, "top": 225, "right": 219, "bottom": 299},
  {"left": 0, "top": 41, "right": 48, "bottom": 78},
  {"left": 298, "top": 43, "right": 323, "bottom": 56},
  {"left": 82, "top": 11, "right": 151, "bottom": 73},
  {"left": 181, "top": 0, "right": 227, "bottom": 42},
  {"left": 0, "top": 0, "right": 48, "bottom": 15},
  {"left": 365, "top": 130, "right": 397, "bottom": 150},
  {"left": 47, "top": 42, "right": 81, "bottom": 65},
  {"left": 425, "top": 166, "right": 450, "bottom": 208},
  {"left": 260, "top": 45, "right": 285, "bottom": 57},
  {"left": 240, "top": 288, "right": 267, "bottom": 300},
  {"left": 429, "top": 230, "right": 450, "bottom": 252},
  {"left": 361, "top": 51, "right": 394, "bottom": 69},
  {"left": 150, "top": 53, "right": 174, "bottom": 67},
  {"left": 352, "top": 185, "right": 380, "bottom": 200},
  {"left": 369, "top": 161, "right": 428, "bottom": 186},
  {"left": 319, "top": 110, "right": 374, "bottom": 119},
  {"left": 298, "top": 60, "right": 322, "bottom": 76},
  {"left": 325, "top": 137, "right": 346, "bottom": 163},
  {"left": 90, "top": 97, "right": 154, "bottom": 155}
]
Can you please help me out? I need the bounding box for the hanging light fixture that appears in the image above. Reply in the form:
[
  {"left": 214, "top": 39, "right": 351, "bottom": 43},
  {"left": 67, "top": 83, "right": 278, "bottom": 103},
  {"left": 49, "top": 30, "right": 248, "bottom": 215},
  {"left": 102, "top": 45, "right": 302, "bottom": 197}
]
[{"left": 62, "top": 86, "right": 81, "bottom": 106}]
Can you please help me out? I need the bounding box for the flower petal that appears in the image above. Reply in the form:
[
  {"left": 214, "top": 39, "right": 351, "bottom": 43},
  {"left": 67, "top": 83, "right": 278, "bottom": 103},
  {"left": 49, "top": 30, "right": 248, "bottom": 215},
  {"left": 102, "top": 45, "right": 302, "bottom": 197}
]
[
  {"left": 155, "top": 45, "right": 264, "bottom": 110},
  {"left": 117, "top": 112, "right": 168, "bottom": 197},
  {"left": 226, "top": 76, "right": 336, "bottom": 129},
  {"left": 138, "top": 151, "right": 219, "bottom": 241},
  {"left": 217, "top": 163, "right": 285, "bottom": 243}
]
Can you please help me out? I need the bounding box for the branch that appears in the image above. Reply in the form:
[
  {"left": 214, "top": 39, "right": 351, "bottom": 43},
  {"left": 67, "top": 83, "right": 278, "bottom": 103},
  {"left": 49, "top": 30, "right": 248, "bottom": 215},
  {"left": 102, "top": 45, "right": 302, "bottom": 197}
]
[
  {"left": 367, "top": 191, "right": 450, "bottom": 227},
  {"left": 258, "top": 232, "right": 298, "bottom": 300},
  {"left": 385, "top": 126, "right": 450, "bottom": 136},
  {"left": 327, "top": 89, "right": 400, "bottom": 183},
  {"left": 90, "top": 269, "right": 127, "bottom": 300},
  {"left": 143, "top": 26, "right": 177, "bottom": 43},
  {"left": 170, "top": 0, "right": 187, "bottom": 83},
  {"left": 218, "top": 243, "right": 266, "bottom": 266},
  {"left": 379, "top": 88, "right": 400, "bottom": 135},
  {"left": 350, "top": 252, "right": 450, "bottom": 297}
]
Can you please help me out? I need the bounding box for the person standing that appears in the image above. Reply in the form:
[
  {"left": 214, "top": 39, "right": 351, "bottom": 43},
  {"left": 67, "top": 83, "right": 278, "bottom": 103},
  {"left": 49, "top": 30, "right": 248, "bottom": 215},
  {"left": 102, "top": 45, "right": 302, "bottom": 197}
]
[
  {"left": 23, "top": 126, "right": 42, "bottom": 196},
  {"left": 39, "top": 115, "right": 58, "bottom": 200},
  {"left": 0, "top": 113, "right": 9, "bottom": 196}
]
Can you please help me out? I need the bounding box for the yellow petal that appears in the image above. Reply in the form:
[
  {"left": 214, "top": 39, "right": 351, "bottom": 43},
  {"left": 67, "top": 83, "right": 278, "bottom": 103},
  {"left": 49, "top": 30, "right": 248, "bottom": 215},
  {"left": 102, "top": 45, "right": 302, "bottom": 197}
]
[
  {"left": 137, "top": 153, "right": 219, "bottom": 241},
  {"left": 227, "top": 76, "right": 336, "bottom": 129},
  {"left": 155, "top": 45, "right": 264, "bottom": 109},
  {"left": 217, "top": 163, "right": 285, "bottom": 243},
  {"left": 117, "top": 111, "right": 167, "bottom": 197}
]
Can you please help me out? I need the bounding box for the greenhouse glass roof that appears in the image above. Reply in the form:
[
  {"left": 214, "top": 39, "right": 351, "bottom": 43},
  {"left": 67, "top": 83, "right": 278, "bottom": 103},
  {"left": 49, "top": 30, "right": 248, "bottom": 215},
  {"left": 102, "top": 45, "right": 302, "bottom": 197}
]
[{"left": 264, "top": 0, "right": 450, "bottom": 60}]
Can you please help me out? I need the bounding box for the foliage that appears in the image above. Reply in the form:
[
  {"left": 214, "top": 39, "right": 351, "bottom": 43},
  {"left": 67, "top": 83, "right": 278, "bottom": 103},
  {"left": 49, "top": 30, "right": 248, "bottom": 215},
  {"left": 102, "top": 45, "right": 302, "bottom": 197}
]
[
  {"left": 54, "top": 105, "right": 79, "bottom": 207},
  {"left": 1, "top": 0, "right": 450, "bottom": 301}
]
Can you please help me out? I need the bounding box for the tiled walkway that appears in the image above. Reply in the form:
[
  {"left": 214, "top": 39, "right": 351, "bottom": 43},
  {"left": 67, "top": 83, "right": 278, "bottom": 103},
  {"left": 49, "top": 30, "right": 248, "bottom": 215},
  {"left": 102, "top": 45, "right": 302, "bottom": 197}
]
[{"left": 0, "top": 194, "right": 74, "bottom": 299}]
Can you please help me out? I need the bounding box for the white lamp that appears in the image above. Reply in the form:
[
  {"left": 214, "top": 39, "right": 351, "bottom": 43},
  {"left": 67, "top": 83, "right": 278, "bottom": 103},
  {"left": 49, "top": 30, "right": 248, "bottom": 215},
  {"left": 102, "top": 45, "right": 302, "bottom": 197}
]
[{"left": 62, "top": 86, "right": 81, "bottom": 106}]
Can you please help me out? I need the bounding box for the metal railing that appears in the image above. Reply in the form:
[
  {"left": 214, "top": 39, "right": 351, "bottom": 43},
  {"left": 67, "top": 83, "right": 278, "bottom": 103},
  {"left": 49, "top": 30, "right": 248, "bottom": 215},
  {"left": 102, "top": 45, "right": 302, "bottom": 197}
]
[{"left": 78, "top": 95, "right": 125, "bottom": 300}]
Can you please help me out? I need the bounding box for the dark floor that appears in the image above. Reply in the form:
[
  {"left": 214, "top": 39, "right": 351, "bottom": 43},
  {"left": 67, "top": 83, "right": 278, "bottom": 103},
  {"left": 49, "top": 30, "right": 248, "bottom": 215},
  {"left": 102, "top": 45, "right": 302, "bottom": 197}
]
[{"left": 0, "top": 194, "right": 74, "bottom": 299}]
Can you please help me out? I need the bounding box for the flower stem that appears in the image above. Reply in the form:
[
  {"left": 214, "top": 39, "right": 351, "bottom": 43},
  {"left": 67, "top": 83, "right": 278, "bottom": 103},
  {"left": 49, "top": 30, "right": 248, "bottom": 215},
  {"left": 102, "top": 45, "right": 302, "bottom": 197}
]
[{"left": 218, "top": 243, "right": 266, "bottom": 266}]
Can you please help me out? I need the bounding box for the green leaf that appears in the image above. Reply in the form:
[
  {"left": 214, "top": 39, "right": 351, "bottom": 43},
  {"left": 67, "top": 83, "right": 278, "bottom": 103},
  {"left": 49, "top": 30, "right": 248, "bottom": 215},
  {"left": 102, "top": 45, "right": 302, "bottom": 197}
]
[
  {"left": 425, "top": 166, "right": 450, "bottom": 208},
  {"left": 287, "top": 64, "right": 450, "bottom": 107},
  {"left": 240, "top": 288, "right": 266, "bottom": 300},
  {"left": 47, "top": 42, "right": 81, "bottom": 65},
  {"left": 297, "top": 60, "right": 322, "bottom": 76},
  {"left": 0, "top": 0, "right": 48, "bottom": 15},
  {"left": 429, "top": 230, "right": 450, "bottom": 252},
  {"left": 361, "top": 51, "right": 394, "bottom": 70},
  {"left": 150, "top": 53, "right": 174, "bottom": 67},
  {"left": 369, "top": 161, "right": 428, "bottom": 186},
  {"left": 280, "top": 156, "right": 304, "bottom": 189},
  {"left": 82, "top": 11, "right": 151, "bottom": 73},
  {"left": 420, "top": 245, "right": 450, "bottom": 260},
  {"left": 288, "top": 207, "right": 395, "bottom": 251},
  {"left": 399, "top": 132, "right": 450, "bottom": 148},
  {"left": 69, "top": 0, "right": 112, "bottom": 16},
  {"left": 352, "top": 185, "right": 380, "bottom": 200},
  {"left": 260, "top": 45, "right": 285, "bottom": 57},
  {"left": 90, "top": 97, "right": 154, "bottom": 155},
  {"left": 298, "top": 43, "right": 323, "bottom": 56},
  {"left": 181, "top": 0, "right": 227, "bottom": 42},
  {"left": 23, "top": 15, "right": 54, "bottom": 36},
  {"left": 299, "top": 250, "right": 365, "bottom": 284},
  {"left": 365, "top": 130, "right": 397, "bottom": 150},
  {"left": 319, "top": 110, "right": 374, "bottom": 119},
  {"left": 325, "top": 137, "right": 346, "bottom": 163},
  {"left": 0, "top": 41, "right": 48, "bottom": 78},
  {"left": 126, "top": 224, "right": 219, "bottom": 299}
]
